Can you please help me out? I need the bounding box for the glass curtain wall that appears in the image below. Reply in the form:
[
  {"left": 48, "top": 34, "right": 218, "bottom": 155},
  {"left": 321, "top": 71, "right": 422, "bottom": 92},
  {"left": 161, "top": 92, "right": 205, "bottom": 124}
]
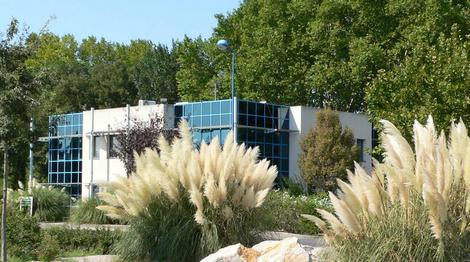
[
  {"left": 175, "top": 99, "right": 290, "bottom": 179},
  {"left": 237, "top": 100, "right": 290, "bottom": 179},
  {"left": 47, "top": 113, "right": 83, "bottom": 197},
  {"left": 175, "top": 99, "right": 232, "bottom": 145}
]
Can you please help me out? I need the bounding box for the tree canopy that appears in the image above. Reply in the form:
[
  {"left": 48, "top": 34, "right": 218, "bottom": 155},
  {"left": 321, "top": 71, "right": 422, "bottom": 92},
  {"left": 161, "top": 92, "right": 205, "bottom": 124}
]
[
  {"left": 0, "top": 19, "right": 39, "bottom": 187},
  {"left": 176, "top": 0, "right": 470, "bottom": 137}
]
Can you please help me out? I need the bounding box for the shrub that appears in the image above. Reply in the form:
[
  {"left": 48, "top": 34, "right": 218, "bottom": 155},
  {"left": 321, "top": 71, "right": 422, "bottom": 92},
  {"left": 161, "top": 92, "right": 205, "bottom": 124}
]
[
  {"left": 259, "top": 190, "right": 331, "bottom": 235},
  {"left": 42, "top": 226, "right": 121, "bottom": 255},
  {"left": 32, "top": 184, "right": 70, "bottom": 222},
  {"left": 70, "top": 198, "right": 113, "bottom": 224},
  {"left": 280, "top": 177, "right": 305, "bottom": 197},
  {"left": 6, "top": 207, "right": 41, "bottom": 260},
  {"left": 37, "top": 231, "right": 60, "bottom": 262},
  {"left": 308, "top": 117, "right": 470, "bottom": 261},
  {"left": 98, "top": 121, "right": 277, "bottom": 261},
  {"left": 299, "top": 108, "right": 359, "bottom": 192}
]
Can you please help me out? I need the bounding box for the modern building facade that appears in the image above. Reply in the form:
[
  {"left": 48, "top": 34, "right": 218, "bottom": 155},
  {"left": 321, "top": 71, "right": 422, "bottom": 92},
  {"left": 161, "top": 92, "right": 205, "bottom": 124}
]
[
  {"left": 47, "top": 99, "right": 372, "bottom": 199},
  {"left": 174, "top": 99, "right": 291, "bottom": 179},
  {"left": 47, "top": 113, "right": 83, "bottom": 197}
]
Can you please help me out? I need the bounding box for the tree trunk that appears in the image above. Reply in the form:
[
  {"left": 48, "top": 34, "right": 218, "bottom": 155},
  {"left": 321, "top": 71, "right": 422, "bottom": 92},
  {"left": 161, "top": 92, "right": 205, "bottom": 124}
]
[{"left": 1, "top": 141, "right": 7, "bottom": 262}]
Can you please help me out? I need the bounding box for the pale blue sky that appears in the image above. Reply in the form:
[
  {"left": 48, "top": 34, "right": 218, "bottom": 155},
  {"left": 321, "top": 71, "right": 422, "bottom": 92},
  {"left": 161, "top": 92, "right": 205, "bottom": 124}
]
[{"left": 0, "top": 0, "right": 241, "bottom": 46}]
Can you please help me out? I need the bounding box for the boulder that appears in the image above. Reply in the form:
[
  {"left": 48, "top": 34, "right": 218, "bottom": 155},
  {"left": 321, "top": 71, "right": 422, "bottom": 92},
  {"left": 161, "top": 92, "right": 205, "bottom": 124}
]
[
  {"left": 201, "top": 237, "right": 324, "bottom": 262},
  {"left": 200, "top": 243, "right": 246, "bottom": 262}
]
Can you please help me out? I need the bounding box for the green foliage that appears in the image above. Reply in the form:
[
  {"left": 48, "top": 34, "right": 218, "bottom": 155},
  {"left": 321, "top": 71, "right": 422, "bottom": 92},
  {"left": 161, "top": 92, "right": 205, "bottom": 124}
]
[
  {"left": 366, "top": 27, "right": 470, "bottom": 138},
  {"left": 0, "top": 18, "right": 39, "bottom": 187},
  {"left": 259, "top": 190, "right": 331, "bottom": 235},
  {"left": 42, "top": 227, "right": 121, "bottom": 256},
  {"left": 299, "top": 109, "right": 359, "bottom": 192},
  {"left": 3, "top": 208, "right": 118, "bottom": 261},
  {"left": 70, "top": 198, "right": 112, "bottom": 225},
  {"left": 32, "top": 185, "right": 70, "bottom": 222},
  {"left": 37, "top": 231, "right": 60, "bottom": 262},
  {"left": 24, "top": 34, "right": 179, "bottom": 183},
  {"left": 174, "top": 36, "right": 219, "bottom": 101},
  {"left": 6, "top": 207, "right": 41, "bottom": 260},
  {"left": 176, "top": 0, "right": 470, "bottom": 139},
  {"left": 280, "top": 177, "right": 305, "bottom": 197},
  {"left": 132, "top": 43, "right": 179, "bottom": 103},
  {"left": 114, "top": 197, "right": 203, "bottom": 262}
]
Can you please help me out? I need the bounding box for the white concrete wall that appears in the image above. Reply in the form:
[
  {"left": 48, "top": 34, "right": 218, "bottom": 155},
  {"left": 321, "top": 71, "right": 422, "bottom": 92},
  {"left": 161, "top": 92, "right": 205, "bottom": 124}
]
[
  {"left": 288, "top": 106, "right": 372, "bottom": 182},
  {"left": 81, "top": 104, "right": 174, "bottom": 198}
]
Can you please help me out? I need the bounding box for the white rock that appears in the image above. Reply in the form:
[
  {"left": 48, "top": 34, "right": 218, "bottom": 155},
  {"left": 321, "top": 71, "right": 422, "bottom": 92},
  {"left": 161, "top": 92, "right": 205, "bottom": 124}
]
[
  {"left": 256, "top": 237, "right": 310, "bottom": 262},
  {"left": 200, "top": 243, "right": 246, "bottom": 262},
  {"left": 252, "top": 240, "right": 279, "bottom": 254},
  {"left": 200, "top": 237, "right": 320, "bottom": 262}
]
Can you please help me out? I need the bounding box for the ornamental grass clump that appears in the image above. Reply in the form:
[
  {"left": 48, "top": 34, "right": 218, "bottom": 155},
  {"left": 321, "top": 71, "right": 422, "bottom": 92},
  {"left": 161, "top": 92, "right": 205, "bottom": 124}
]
[
  {"left": 70, "top": 198, "right": 113, "bottom": 225},
  {"left": 306, "top": 117, "right": 470, "bottom": 261},
  {"left": 97, "top": 121, "right": 277, "bottom": 261},
  {"left": 11, "top": 180, "right": 71, "bottom": 222}
]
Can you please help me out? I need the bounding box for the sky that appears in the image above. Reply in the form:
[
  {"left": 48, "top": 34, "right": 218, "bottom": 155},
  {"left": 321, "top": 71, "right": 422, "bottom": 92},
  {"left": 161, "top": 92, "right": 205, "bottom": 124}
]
[{"left": 0, "top": 0, "right": 241, "bottom": 46}]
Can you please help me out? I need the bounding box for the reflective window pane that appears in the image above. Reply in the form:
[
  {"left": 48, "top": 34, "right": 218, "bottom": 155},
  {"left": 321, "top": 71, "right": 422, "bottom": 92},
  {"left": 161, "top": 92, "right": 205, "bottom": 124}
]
[
  {"left": 220, "top": 114, "right": 230, "bottom": 126},
  {"left": 211, "top": 115, "right": 220, "bottom": 126},
  {"left": 193, "top": 103, "right": 201, "bottom": 115},
  {"left": 221, "top": 101, "right": 231, "bottom": 114},
  {"left": 211, "top": 101, "right": 220, "bottom": 114},
  {"left": 202, "top": 103, "right": 211, "bottom": 115}
]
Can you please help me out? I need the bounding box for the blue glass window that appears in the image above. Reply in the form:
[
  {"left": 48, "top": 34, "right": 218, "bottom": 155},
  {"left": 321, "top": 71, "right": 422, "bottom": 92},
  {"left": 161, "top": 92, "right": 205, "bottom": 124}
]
[
  {"left": 220, "top": 114, "right": 230, "bottom": 126},
  {"left": 193, "top": 103, "right": 201, "bottom": 115},
  {"left": 221, "top": 101, "right": 231, "bottom": 114},
  {"left": 175, "top": 99, "right": 289, "bottom": 179},
  {"left": 211, "top": 102, "right": 220, "bottom": 114},
  {"left": 202, "top": 102, "right": 211, "bottom": 115},
  {"left": 211, "top": 115, "right": 220, "bottom": 126},
  {"left": 202, "top": 116, "right": 211, "bottom": 126},
  {"left": 192, "top": 116, "right": 201, "bottom": 127},
  {"left": 48, "top": 113, "right": 83, "bottom": 197},
  {"left": 184, "top": 104, "right": 192, "bottom": 117}
]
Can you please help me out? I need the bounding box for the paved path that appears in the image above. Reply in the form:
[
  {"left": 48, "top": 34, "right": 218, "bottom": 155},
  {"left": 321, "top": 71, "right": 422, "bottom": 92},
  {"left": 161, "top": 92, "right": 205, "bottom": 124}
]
[
  {"left": 259, "top": 231, "right": 326, "bottom": 247},
  {"left": 39, "top": 222, "right": 128, "bottom": 231}
]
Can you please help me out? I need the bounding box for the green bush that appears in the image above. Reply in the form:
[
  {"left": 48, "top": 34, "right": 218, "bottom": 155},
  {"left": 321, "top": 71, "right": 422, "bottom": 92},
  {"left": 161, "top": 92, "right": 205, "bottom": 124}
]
[
  {"left": 6, "top": 207, "right": 41, "bottom": 260},
  {"left": 37, "top": 231, "right": 60, "bottom": 262},
  {"left": 33, "top": 185, "right": 70, "bottom": 222},
  {"left": 298, "top": 109, "right": 359, "bottom": 192},
  {"left": 42, "top": 226, "right": 121, "bottom": 255},
  {"left": 259, "top": 190, "right": 331, "bottom": 235},
  {"left": 280, "top": 177, "right": 305, "bottom": 197},
  {"left": 70, "top": 198, "right": 114, "bottom": 224},
  {"left": 114, "top": 198, "right": 203, "bottom": 261}
]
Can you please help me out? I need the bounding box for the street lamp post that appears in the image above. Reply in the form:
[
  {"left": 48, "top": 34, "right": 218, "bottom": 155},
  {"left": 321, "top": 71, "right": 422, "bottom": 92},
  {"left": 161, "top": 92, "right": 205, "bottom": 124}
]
[{"left": 216, "top": 39, "right": 237, "bottom": 142}]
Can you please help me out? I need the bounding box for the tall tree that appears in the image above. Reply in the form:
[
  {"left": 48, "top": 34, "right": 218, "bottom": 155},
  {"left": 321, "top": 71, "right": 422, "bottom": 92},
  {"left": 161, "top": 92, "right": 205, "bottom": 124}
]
[
  {"left": 0, "top": 18, "right": 39, "bottom": 261},
  {"left": 174, "top": 36, "right": 220, "bottom": 101},
  {"left": 132, "top": 43, "right": 179, "bottom": 103},
  {"left": 175, "top": 0, "right": 470, "bottom": 133}
]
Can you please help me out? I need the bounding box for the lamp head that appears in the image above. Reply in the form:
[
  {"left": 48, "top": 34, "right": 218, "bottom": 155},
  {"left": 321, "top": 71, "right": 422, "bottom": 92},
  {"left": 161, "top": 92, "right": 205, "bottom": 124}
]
[{"left": 216, "top": 39, "right": 230, "bottom": 51}]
